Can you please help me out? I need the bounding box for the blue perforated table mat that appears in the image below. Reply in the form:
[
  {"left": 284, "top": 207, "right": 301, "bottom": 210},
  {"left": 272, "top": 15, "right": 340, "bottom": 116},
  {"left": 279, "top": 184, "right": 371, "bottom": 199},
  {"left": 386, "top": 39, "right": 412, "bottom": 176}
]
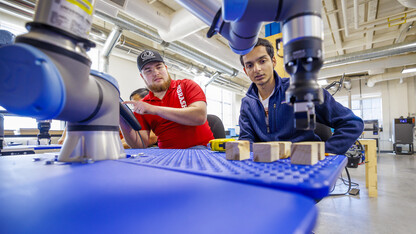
[
  {"left": 123, "top": 148, "right": 347, "bottom": 200},
  {"left": 0, "top": 154, "right": 318, "bottom": 233}
]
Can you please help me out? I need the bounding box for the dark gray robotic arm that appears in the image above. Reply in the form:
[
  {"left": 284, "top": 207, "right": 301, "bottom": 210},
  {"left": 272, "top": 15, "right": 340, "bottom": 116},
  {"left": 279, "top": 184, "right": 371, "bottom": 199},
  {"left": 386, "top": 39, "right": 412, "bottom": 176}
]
[
  {"left": 0, "top": 1, "right": 128, "bottom": 161},
  {"left": 177, "top": 0, "right": 324, "bottom": 130}
]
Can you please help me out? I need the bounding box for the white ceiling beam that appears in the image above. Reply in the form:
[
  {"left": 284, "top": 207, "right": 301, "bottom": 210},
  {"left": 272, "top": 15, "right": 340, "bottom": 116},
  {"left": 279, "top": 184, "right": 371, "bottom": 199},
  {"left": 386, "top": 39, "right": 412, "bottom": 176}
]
[
  {"left": 365, "top": 0, "right": 377, "bottom": 49},
  {"left": 326, "top": 30, "right": 400, "bottom": 54},
  {"left": 323, "top": 0, "right": 345, "bottom": 55}
]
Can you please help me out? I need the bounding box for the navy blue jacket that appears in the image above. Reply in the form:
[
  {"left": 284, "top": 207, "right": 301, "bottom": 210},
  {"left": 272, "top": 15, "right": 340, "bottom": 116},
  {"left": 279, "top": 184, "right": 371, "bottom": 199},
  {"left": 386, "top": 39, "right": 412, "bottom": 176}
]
[{"left": 239, "top": 71, "right": 364, "bottom": 155}]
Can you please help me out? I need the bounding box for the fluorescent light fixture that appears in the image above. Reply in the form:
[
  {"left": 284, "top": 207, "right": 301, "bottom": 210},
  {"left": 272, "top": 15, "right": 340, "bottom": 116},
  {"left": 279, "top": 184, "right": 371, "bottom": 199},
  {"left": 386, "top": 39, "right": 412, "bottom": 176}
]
[
  {"left": 317, "top": 79, "right": 328, "bottom": 86},
  {"left": 402, "top": 66, "right": 416, "bottom": 73}
]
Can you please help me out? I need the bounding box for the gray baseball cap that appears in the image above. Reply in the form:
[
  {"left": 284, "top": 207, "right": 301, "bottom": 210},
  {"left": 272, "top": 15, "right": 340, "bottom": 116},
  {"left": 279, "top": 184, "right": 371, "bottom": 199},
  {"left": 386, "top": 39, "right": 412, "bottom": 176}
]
[{"left": 137, "top": 50, "right": 165, "bottom": 71}]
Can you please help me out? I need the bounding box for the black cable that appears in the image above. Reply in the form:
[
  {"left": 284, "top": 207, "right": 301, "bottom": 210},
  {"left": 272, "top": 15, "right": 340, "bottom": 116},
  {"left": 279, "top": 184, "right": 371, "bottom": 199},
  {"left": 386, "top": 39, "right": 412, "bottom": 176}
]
[
  {"left": 137, "top": 131, "right": 145, "bottom": 148},
  {"left": 325, "top": 73, "right": 345, "bottom": 96},
  {"left": 340, "top": 176, "right": 359, "bottom": 187},
  {"left": 329, "top": 167, "right": 353, "bottom": 196}
]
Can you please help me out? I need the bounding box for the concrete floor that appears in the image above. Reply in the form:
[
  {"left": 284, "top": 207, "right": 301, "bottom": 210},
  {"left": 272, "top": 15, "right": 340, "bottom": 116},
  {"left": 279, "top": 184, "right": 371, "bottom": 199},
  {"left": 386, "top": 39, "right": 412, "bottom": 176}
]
[{"left": 315, "top": 153, "right": 416, "bottom": 234}]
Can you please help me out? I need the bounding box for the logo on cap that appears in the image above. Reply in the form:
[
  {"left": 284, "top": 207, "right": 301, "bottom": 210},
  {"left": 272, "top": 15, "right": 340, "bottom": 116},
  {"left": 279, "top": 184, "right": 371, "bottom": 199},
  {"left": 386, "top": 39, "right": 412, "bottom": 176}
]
[{"left": 141, "top": 51, "right": 155, "bottom": 61}]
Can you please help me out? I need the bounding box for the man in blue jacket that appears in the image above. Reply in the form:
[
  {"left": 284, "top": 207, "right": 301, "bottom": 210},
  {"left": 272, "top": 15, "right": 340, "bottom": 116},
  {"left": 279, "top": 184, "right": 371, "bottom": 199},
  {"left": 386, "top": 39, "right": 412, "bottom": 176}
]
[{"left": 239, "top": 38, "right": 364, "bottom": 155}]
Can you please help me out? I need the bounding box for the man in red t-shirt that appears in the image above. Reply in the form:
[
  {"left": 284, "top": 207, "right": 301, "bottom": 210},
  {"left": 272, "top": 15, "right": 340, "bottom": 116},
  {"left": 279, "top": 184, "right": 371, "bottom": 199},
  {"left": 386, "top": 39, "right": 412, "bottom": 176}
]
[{"left": 120, "top": 50, "right": 214, "bottom": 149}]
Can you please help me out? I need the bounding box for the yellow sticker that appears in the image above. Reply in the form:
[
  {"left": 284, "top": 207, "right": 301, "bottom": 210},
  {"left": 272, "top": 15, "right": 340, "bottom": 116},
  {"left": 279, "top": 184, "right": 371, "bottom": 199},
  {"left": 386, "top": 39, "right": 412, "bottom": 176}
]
[{"left": 65, "top": 0, "right": 94, "bottom": 15}]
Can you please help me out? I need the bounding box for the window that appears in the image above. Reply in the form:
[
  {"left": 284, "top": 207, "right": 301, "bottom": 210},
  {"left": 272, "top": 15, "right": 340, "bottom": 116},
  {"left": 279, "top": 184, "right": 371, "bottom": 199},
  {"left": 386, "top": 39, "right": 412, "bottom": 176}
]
[
  {"left": 206, "top": 85, "right": 233, "bottom": 129},
  {"left": 362, "top": 97, "right": 383, "bottom": 125},
  {"left": 335, "top": 96, "right": 383, "bottom": 126}
]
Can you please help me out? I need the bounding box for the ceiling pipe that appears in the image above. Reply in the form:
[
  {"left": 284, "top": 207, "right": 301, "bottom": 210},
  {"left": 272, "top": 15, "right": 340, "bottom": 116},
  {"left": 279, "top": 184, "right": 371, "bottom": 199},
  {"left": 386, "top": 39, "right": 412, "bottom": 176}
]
[
  {"left": 1, "top": 0, "right": 33, "bottom": 15},
  {"left": 115, "top": 38, "right": 199, "bottom": 73},
  {"left": 100, "top": 0, "right": 210, "bottom": 43},
  {"left": 113, "top": 35, "right": 247, "bottom": 91},
  {"left": 98, "top": 0, "right": 242, "bottom": 70},
  {"left": 320, "top": 53, "right": 416, "bottom": 79},
  {"left": 94, "top": 10, "right": 239, "bottom": 77},
  {"left": 367, "top": 71, "right": 416, "bottom": 87},
  {"left": 0, "top": 1, "right": 33, "bottom": 21},
  {"left": 204, "top": 71, "right": 220, "bottom": 90},
  {"left": 100, "top": 26, "right": 122, "bottom": 73},
  {"left": 323, "top": 41, "right": 416, "bottom": 68}
]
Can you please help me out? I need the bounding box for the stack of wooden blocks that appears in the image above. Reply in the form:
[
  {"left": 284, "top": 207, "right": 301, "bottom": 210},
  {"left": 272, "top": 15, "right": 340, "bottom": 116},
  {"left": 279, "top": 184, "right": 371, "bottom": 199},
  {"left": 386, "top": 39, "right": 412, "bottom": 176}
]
[{"left": 225, "top": 140, "right": 326, "bottom": 165}]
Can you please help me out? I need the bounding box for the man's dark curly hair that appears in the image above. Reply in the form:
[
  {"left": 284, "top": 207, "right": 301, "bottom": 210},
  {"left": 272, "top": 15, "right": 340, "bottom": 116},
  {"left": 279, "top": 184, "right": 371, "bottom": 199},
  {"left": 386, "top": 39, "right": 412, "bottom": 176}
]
[{"left": 239, "top": 38, "right": 275, "bottom": 67}]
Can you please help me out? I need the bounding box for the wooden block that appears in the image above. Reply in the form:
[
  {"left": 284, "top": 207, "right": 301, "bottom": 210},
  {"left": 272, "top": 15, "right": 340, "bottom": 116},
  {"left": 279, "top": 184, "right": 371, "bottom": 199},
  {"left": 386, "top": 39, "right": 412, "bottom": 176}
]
[
  {"left": 49, "top": 130, "right": 64, "bottom": 135},
  {"left": 290, "top": 142, "right": 319, "bottom": 165},
  {"left": 18, "top": 128, "right": 39, "bottom": 135},
  {"left": 4, "top": 130, "right": 15, "bottom": 136},
  {"left": 226, "top": 140, "right": 250, "bottom": 161},
  {"left": 316, "top": 142, "right": 325, "bottom": 160},
  {"left": 291, "top": 141, "right": 324, "bottom": 160},
  {"left": 277, "top": 141, "right": 292, "bottom": 159},
  {"left": 253, "top": 142, "right": 279, "bottom": 162}
]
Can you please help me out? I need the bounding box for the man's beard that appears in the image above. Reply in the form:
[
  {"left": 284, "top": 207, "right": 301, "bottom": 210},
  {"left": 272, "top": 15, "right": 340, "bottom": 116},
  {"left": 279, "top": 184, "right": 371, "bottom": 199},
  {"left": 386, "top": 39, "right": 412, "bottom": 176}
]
[{"left": 146, "top": 75, "right": 172, "bottom": 92}]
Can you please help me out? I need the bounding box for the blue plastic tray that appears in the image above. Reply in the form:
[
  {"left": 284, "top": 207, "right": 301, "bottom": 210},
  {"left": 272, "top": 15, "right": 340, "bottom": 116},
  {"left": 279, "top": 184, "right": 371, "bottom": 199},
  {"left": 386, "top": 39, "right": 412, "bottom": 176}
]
[
  {"left": 123, "top": 148, "right": 347, "bottom": 200},
  {"left": 0, "top": 154, "right": 317, "bottom": 234}
]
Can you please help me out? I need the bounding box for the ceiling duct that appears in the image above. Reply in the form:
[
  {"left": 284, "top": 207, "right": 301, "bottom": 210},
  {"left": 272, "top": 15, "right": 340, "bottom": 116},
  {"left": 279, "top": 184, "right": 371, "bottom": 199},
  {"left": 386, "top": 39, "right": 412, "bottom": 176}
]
[
  {"left": 100, "top": 26, "right": 122, "bottom": 72},
  {"left": 95, "top": 0, "right": 242, "bottom": 71},
  {"left": 367, "top": 71, "right": 416, "bottom": 87},
  {"left": 396, "top": 0, "right": 416, "bottom": 8},
  {"left": 323, "top": 41, "right": 416, "bottom": 68},
  {"left": 96, "top": 0, "right": 209, "bottom": 42},
  {"left": 94, "top": 10, "right": 239, "bottom": 77}
]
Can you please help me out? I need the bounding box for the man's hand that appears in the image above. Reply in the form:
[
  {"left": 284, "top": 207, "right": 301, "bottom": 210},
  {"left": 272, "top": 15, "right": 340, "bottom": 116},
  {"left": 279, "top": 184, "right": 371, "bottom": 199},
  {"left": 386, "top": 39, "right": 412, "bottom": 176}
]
[
  {"left": 124, "top": 100, "right": 207, "bottom": 126},
  {"left": 123, "top": 100, "right": 156, "bottom": 115}
]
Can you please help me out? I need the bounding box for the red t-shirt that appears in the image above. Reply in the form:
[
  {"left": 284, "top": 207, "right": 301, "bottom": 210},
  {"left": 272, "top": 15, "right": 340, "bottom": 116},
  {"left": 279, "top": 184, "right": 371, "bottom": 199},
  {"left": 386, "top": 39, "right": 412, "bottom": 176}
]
[{"left": 134, "top": 79, "right": 214, "bottom": 149}]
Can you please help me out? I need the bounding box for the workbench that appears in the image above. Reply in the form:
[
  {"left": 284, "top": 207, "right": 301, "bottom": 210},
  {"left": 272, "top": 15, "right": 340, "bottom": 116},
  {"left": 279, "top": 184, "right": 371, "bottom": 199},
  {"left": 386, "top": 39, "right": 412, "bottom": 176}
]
[
  {"left": 0, "top": 144, "right": 61, "bottom": 155},
  {"left": 0, "top": 148, "right": 347, "bottom": 233}
]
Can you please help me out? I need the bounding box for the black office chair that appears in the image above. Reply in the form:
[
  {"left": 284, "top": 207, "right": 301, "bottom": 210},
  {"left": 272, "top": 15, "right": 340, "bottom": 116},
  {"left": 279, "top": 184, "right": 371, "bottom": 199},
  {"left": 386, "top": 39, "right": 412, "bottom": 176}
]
[
  {"left": 314, "top": 122, "right": 332, "bottom": 142},
  {"left": 207, "top": 114, "right": 226, "bottom": 139}
]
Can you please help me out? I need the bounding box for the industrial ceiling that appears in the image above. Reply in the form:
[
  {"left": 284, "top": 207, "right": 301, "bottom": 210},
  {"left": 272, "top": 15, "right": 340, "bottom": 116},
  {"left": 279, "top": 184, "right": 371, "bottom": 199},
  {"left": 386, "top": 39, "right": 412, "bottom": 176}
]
[{"left": 1, "top": 0, "right": 416, "bottom": 91}]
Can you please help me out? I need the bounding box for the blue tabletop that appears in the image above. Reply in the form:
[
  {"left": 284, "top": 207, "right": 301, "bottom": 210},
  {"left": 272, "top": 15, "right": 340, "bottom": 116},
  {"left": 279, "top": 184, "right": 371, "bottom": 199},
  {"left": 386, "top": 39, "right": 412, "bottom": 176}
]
[
  {"left": 124, "top": 148, "right": 348, "bottom": 200},
  {"left": 0, "top": 154, "right": 317, "bottom": 234}
]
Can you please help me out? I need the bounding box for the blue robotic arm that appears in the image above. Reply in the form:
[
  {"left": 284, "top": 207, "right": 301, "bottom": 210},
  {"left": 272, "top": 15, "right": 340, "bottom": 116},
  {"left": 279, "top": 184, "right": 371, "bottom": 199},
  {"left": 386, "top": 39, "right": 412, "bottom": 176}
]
[
  {"left": 0, "top": 1, "right": 126, "bottom": 161},
  {"left": 177, "top": 0, "right": 324, "bottom": 130}
]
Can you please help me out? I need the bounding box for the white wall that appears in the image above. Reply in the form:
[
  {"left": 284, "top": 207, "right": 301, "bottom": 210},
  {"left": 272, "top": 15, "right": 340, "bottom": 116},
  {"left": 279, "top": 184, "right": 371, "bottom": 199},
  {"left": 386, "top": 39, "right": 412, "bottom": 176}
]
[
  {"left": 108, "top": 51, "right": 146, "bottom": 101},
  {"left": 333, "top": 76, "right": 416, "bottom": 151},
  {"left": 0, "top": 13, "right": 29, "bottom": 35}
]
